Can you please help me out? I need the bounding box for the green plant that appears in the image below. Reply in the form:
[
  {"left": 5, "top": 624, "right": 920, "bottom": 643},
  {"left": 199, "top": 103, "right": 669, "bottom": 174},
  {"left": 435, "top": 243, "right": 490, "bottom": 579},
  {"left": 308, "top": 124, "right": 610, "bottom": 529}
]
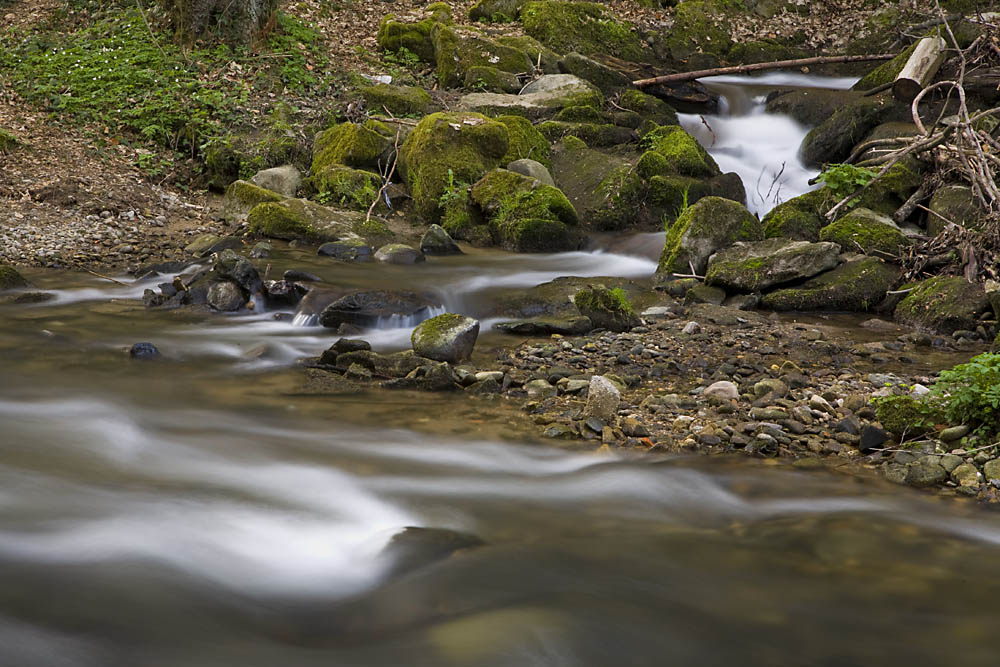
[
  {"left": 263, "top": 12, "right": 328, "bottom": 94},
  {"left": 872, "top": 394, "right": 944, "bottom": 440},
  {"left": 932, "top": 352, "right": 1000, "bottom": 440},
  {"left": 815, "top": 163, "right": 878, "bottom": 209},
  {"left": 674, "top": 184, "right": 691, "bottom": 220},
  {"left": 438, "top": 168, "right": 469, "bottom": 207}
]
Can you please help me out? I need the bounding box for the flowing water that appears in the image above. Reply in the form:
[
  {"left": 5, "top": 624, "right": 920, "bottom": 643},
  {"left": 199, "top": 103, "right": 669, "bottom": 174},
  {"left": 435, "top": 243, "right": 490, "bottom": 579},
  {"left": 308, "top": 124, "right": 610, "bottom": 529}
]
[{"left": 5, "top": 79, "right": 1000, "bottom": 666}]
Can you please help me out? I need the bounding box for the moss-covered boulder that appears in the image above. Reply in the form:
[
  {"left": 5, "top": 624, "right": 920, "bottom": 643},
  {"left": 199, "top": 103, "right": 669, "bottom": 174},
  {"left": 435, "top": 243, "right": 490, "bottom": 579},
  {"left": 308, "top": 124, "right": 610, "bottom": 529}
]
[
  {"left": 658, "top": 197, "right": 762, "bottom": 275},
  {"left": 800, "top": 96, "right": 905, "bottom": 167},
  {"left": 616, "top": 89, "right": 679, "bottom": 127},
  {"left": 469, "top": 168, "right": 581, "bottom": 251},
  {"left": 642, "top": 124, "right": 720, "bottom": 178},
  {"left": 766, "top": 90, "right": 863, "bottom": 127},
  {"left": 470, "top": 0, "right": 526, "bottom": 23},
  {"left": 852, "top": 41, "right": 917, "bottom": 91},
  {"left": 247, "top": 198, "right": 367, "bottom": 243},
  {"left": 311, "top": 166, "right": 383, "bottom": 211},
  {"left": 659, "top": 0, "right": 733, "bottom": 63},
  {"left": 0, "top": 264, "right": 29, "bottom": 291},
  {"left": 496, "top": 34, "right": 561, "bottom": 72},
  {"left": 458, "top": 74, "right": 602, "bottom": 119},
  {"left": 894, "top": 275, "right": 990, "bottom": 334},
  {"left": 573, "top": 285, "right": 640, "bottom": 332},
  {"left": 377, "top": 3, "right": 453, "bottom": 63},
  {"left": 760, "top": 257, "right": 899, "bottom": 312},
  {"left": 537, "top": 120, "right": 635, "bottom": 147},
  {"left": 551, "top": 137, "right": 631, "bottom": 218},
  {"left": 400, "top": 112, "right": 510, "bottom": 221},
  {"left": 433, "top": 25, "right": 534, "bottom": 89},
  {"left": 761, "top": 189, "right": 832, "bottom": 241},
  {"left": 521, "top": 1, "right": 643, "bottom": 61},
  {"left": 412, "top": 313, "right": 480, "bottom": 363},
  {"left": 311, "top": 120, "right": 393, "bottom": 176},
  {"left": 359, "top": 84, "right": 433, "bottom": 116},
  {"left": 819, "top": 207, "right": 910, "bottom": 257},
  {"left": 705, "top": 239, "right": 842, "bottom": 293},
  {"left": 928, "top": 184, "right": 985, "bottom": 236},
  {"left": 498, "top": 115, "right": 551, "bottom": 166},
  {"left": 557, "top": 52, "right": 631, "bottom": 95},
  {"left": 222, "top": 179, "right": 284, "bottom": 220},
  {"left": 464, "top": 66, "right": 522, "bottom": 93}
]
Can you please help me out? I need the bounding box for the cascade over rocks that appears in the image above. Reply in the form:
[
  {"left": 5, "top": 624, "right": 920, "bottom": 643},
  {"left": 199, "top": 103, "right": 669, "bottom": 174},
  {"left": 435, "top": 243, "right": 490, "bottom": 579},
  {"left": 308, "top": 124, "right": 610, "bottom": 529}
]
[{"left": 318, "top": 290, "right": 439, "bottom": 329}]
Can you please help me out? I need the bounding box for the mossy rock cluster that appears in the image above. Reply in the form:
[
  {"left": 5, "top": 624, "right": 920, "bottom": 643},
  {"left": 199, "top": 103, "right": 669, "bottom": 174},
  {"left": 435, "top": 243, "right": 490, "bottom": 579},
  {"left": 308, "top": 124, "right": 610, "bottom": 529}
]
[
  {"left": 465, "top": 168, "right": 581, "bottom": 251},
  {"left": 311, "top": 120, "right": 393, "bottom": 173},
  {"left": 761, "top": 189, "right": 832, "bottom": 241},
  {"left": 641, "top": 124, "right": 719, "bottom": 178},
  {"left": 761, "top": 257, "right": 899, "bottom": 312},
  {"left": 658, "top": 0, "right": 733, "bottom": 64},
  {"left": 469, "top": 0, "right": 526, "bottom": 23},
  {"left": 537, "top": 120, "right": 635, "bottom": 147},
  {"left": 247, "top": 198, "right": 368, "bottom": 243},
  {"left": 498, "top": 115, "right": 551, "bottom": 166},
  {"left": 0, "top": 264, "right": 29, "bottom": 291},
  {"left": 203, "top": 131, "right": 301, "bottom": 192},
  {"left": 894, "top": 275, "right": 990, "bottom": 335},
  {"left": 659, "top": 196, "right": 762, "bottom": 275},
  {"left": 312, "top": 166, "right": 384, "bottom": 212},
  {"left": 433, "top": 25, "right": 533, "bottom": 88},
  {"left": 222, "top": 179, "right": 284, "bottom": 220},
  {"left": 399, "top": 112, "right": 510, "bottom": 221},
  {"left": 496, "top": 35, "right": 561, "bottom": 72},
  {"left": 615, "top": 89, "right": 679, "bottom": 127},
  {"left": 520, "top": 1, "right": 644, "bottom": 61}
]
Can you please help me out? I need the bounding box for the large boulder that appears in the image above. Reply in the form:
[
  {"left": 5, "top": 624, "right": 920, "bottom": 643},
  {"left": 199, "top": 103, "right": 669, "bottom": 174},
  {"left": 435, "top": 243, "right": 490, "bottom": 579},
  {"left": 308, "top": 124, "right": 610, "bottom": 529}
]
[
  {"left": 819, "top": 207, "right": 910, "bottom": 257},
  {"left": 507, "top": 158, "right": 554, "bottom": 186},
  {"left": 497, "top": 115, "right": 551, "bottom": 167},
  {"left": 894, "top": 276, "right": 990, "bottom": 334},
  {"left": 659, "top": 197, "right": 762, "bottom": 275},
  {"left": 247, "top": 198, "right": 367, "bottom": 243},
  {"left": 411, "top": 313, "right": 480, "bottom": 363},
  {"left": 760, "top": 257, "right": 899, "bottom": 312},
  {"left": 375, "top": 243, "right": 425, "bottom": 265},
  {"left": 311, "top": 120, "right": 394, "bottom": 174},
  {"left": 399, "top": 112, "right": 509, "bottom": 221},
  {"left": 800, "top": 96, "right": 906, "bottom": 167},
  {"left": 420, "top": 224, "right": 462, "bottom": 255},
  {"left": 359, "top": 83, "right": 433, "bottom": 117},
  {"left": 222, "top": 180, "right": 283, "bottom": 221},
  {"left": 310, "top": 166, "right": 383, "bottom": 211},
  {"left": 207, "top": 280, "right": 246, "bottom": 311},
  {"left": 705, "top": 239, "right": 842, "bottom": 293},
  {"left": 761, "top": 189, "right": 830, "bottom": 241},
  {"left": 766, "top": 90, "right": 863, "bottom": 127},
  {"left": 641, "top": 124, "right": 720, "bottom": 178},
  {"left": 656, "top": 0, "right": 733, "bottom": 64},
  {"left": 520, "top": 1, "right": 643, "bottom": 61},
  {"left": 319, "top": 290, "right": 440, "bottom": 329},
  {"left": 432, "top": 25, "right": 534, "bottom": 88},
  {"left": 615, "top": 89, "right": 679, "bottom": 127},
  {"left": 458, "top": 74, "right": 602, "bottom": 119},
  {"left": 928, "top": 185, "right": 986, "bottom": 236}
]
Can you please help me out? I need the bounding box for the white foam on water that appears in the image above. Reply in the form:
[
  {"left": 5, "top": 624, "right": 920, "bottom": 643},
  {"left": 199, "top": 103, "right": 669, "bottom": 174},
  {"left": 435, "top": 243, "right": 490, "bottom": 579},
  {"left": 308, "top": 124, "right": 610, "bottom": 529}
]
[{"left": 702, "top": 73, "right": 859, "bottom": 89}]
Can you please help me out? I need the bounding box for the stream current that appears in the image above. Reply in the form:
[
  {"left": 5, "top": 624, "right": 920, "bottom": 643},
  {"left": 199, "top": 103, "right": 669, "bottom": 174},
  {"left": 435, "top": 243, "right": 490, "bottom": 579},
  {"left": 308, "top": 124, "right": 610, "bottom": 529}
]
[{"left": 4, "top": 77, "right": 1000, "bottom": 666}]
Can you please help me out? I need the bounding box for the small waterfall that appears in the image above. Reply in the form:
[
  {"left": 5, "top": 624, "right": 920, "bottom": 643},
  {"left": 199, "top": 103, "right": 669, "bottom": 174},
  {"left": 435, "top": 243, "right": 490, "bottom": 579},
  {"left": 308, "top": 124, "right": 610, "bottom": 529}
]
[
  {"left": 371, "top": 305, "right": 448, "bottom": 330},
  {"left": 291, "top": 312, "right": 319, "bottom": 327}
]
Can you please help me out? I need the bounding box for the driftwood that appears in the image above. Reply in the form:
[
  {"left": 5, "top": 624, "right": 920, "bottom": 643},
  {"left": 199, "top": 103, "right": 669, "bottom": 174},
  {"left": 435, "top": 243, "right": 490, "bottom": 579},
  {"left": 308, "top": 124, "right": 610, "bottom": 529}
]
[
  {"left": 893, "top": 36, "right": 947, "bottom": 102},
  {"left": 632, "top": 53, "right": 896, "bottom": 87}
]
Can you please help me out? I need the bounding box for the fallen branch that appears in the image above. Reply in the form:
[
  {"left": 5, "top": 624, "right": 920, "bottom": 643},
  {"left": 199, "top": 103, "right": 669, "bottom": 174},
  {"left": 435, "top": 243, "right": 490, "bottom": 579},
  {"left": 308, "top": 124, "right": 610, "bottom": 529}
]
[
  {"left": 83, "top": 268, "right": 129, "bottom": 287},
  {"left": 632, "top": 53, "right": 896, "bottom": 87},
  {"left": 366, "top": 130, "right": 400, "bottom": 223}
]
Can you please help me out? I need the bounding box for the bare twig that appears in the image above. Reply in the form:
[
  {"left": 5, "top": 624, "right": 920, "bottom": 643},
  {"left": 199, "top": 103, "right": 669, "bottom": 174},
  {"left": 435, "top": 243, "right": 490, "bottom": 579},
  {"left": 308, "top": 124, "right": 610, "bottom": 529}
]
[{"left": 366, "top": 130, "right": 400, "bottom": 223}]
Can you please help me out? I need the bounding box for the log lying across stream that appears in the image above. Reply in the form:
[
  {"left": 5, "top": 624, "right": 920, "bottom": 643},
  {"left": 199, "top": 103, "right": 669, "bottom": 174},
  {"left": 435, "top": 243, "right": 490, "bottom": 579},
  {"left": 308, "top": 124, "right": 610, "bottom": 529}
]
[{"left": 632, "top": 53, "right": 897, "bottom": 87}]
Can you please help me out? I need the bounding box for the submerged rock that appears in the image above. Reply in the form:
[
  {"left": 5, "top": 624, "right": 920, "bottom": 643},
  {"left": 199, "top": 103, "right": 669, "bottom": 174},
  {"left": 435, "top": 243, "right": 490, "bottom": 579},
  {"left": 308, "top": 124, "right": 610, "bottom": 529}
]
[
  {"left": 379, "top": 526, "right": 485, "bottom": 579},
  {"left": 129, "top": 342, "right": 160, "bottom": 359},
  {"left": 375, "top": 243, "right": 425, "bottom": 265},
  {"left": 318, "top": 290, "right": 438, "bottom": 329},
  {"left": 411, "top": 313, "right": 480, "bottom": 363},
  {"left": 318, "top": 238, "right": 373, "bottom": 262}
]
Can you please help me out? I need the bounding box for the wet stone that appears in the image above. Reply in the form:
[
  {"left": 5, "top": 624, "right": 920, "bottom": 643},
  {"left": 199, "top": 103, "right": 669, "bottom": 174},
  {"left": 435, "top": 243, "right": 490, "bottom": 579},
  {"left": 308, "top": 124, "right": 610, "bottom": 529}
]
[
  {"left": 939, "top": 425, "right": 971, "bottom": 442},
  {"left": 982, "top": 459, "right": 1000, "bottom": 480},
  {"left": 129, "top": 342, "right": 160, "bottom": 359},
  {"left": 905, "top": 457, "right": 948, "bottom": 488}
]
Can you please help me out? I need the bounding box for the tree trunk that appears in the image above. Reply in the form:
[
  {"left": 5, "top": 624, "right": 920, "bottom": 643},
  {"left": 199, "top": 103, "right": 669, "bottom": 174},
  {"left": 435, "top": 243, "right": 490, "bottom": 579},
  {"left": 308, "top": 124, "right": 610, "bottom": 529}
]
[
  {"left": 160, "top": 0, "right": 278, "bottom": 45},
  {"left": 892, "top": 36, "right": 947, "bottom": 103}
]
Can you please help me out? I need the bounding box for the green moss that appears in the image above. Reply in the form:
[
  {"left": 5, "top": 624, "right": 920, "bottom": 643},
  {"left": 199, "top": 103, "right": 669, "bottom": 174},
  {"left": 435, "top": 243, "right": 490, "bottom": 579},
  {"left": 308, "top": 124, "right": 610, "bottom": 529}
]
[
  {"left": 894, "top": 275, "right": 989, "bottom": 334},
  {"left": 412, "top": 313, "right": 467, "bottom": 351},
  {"left": 225, "top": 179, "right": 284, "bottom": 207},
  {"left": 520, "top": 1, "right": 644, "bottom": 61},
  {"left": 352, "top": 218, "right": 394, "bottom": 247},
  {"left": 819, "top": 208, "right": 909, "bottom": 256},
  {"left": 377, "top": 4, "right": 453, "bottom": 63},
  {"left": 537, "top": 121, "right": 634, "bottom": 147},
  {"left": 247, "top": 201, "right": 316, "bottom": 240},
  {"left": 659, "top": 196, "right": 761, "bottom": 274},
  {"left": 661, "top": 0, "right": 734, "bottom": 62},
  {"left": 359, "top": 84, "right": 432, "bottom": 116},
  {"left": 472, "top": 169, "right": 577, "bottom": 224},
  {"left": 311, "top": 120, "right": 393, "bottom": 174},
  {"left": 641, "top": 125, "right": 719, "bottom": 178},
  {"left": 760, "top": 257, "right": 899, "bottom": 311},
  {"left": 853, "top": 42, "right": 917, "bottom": 91},
  {"left": 400, "top": 112, "right": 510, "bottom": 221},
  {"left": 497, "top": 115, "right": 551, "bottom": 167},
  {"left": 0, "top": 264, "right": 29, "bottom": 291},
  {"left": 495, "top": 217, "right": 578, "bottom": 252},
  {"left": 495, "top": 35, "right": 562, "bottom": 72},
  {"left": 555, "top": 105, "right": 609, "bottom": 124},
  {"left": 573, "top": 285, "right": 638, "bottom": 331},
  {"left": 464, "top": 66, "right": 522, "bottom": 93},
  {"left": 313, "top": 166, "right": 383, "bottom": 211},
  {"left": 761, "top": 189, "right": 832, "bottom": 241},
  {"left": 872, "top": 394, "right": 944, "bottom": 438},
  {"left": 616, "top": 90, "right": 678, "bottom": 126},
  {"left": 433, "top": 25, "right": 533, "bottom": 88},
  {"left": 636, "top": 151, "right": 669, "bottom": 180},
  {"left": 561, "top": 135, "right": 588, "bottom": 151},
  {"left": 728, "top": 39, "right": 804, "bottom": 65}
]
